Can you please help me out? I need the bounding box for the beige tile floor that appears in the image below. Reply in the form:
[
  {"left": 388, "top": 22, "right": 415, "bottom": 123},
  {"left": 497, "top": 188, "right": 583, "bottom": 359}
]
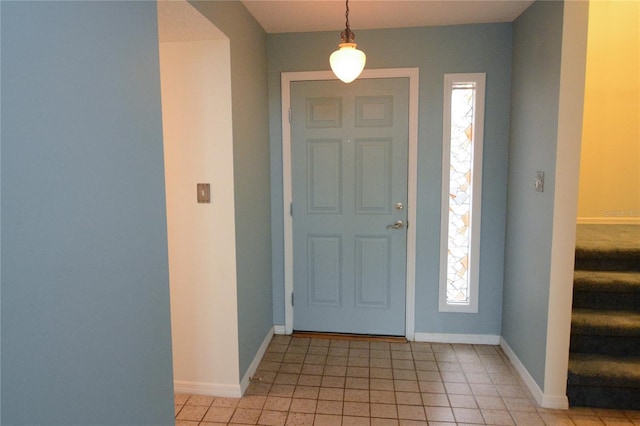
[{"left": 175, "top": 335, "right": 640, "bottom": 425}]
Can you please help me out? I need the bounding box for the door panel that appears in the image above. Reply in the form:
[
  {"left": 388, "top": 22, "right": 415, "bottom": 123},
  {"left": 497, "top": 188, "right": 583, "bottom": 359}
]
[
  {"left": 355, "top": 236, "right": 391, "bottom": 308},
  {"left": 356, "top": 139, "right": 392, "bottom": 213},
  {"left": 291, "top": 78, "right": 409, "bottom": 336},
  {"left": 307, "top": 140, "right": 342, "bottom": 214},
  {"left": 307, "top": 235, "right": 342, "bottom": 306}
]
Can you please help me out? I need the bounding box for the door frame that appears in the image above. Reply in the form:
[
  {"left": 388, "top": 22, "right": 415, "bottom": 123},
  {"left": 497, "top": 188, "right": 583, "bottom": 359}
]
[{"left": 282, "top": 68, "right": 419, "bottom": 339}]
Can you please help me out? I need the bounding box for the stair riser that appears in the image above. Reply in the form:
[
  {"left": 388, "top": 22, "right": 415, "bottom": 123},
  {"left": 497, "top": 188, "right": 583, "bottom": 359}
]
[
  {"left": 575, "top": 258, "right": 640, "bottom": 272},
  {"left": 572, "top": 292, "right": 640, "bottom": 311},
  {"left": 570, "top": 335, "right": 640, "bottom": 356},
  {"left": 567, "top": 386, "right": 640, "bottom": 410}
]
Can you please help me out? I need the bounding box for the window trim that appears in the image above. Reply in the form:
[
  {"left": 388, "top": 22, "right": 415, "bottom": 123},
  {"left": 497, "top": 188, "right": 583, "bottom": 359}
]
[{"left": 439, "top": 73, "right": 486, "bottom": 313}]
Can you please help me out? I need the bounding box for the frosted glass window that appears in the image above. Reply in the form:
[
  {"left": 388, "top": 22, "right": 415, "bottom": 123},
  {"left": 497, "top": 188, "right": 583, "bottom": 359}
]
[{"left": 439, "top": 74, "right": 485, "bottom": 313}]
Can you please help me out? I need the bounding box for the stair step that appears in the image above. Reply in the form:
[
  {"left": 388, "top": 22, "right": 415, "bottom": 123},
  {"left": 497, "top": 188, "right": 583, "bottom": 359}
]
[
  {"left": 573, "top": 271, "right": 640, "bottom": 310},
  {"left": 574, "top": 271, "right": 640, "bottom": 292},
  {"left": 570, "top": 334, "right": 640, "bottom": 356},
  {"left": 571, "top": 309, "right": 640, "bottom": 337},
  {"left": 574, "top": 249, "right": 640, "bottom": 272},
  {"left": 575, "top": 225, "right": 639, "bottom": 252},
  {"left": 568, "top": 353, "right": 640, "bottom": 409},
  {"left": 574, "top": 225, "right": 640, "bottom": 272},
  {"left": 572, "top": 292, "right": 640, "bottom": 311}
]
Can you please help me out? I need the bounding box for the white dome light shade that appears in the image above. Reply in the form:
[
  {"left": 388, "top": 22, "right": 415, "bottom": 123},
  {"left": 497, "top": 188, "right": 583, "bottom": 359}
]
[{"left": 330, "top": 43, "right": 366, "bottom": 83}]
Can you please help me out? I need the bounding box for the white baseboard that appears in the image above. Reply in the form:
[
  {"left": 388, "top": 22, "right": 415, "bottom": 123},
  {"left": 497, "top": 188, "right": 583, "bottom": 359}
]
[
  {"left": 499, "top": 337, "right": 569, "bottom": 409},
  {"left": 414, "top": 333, "right": 500, "bottom": 345},
  {"left": 174, "top": 327, "right": 275, "bottom": 398},
  {"left": 240, "top": 326, "right": 275, "bottom": 394},
  {"left": 540, "top": 393, "right": 570, "bottom": 410},
  {"left": 499, "top": 337, "right": 543, "bottom": 404},
  {"left": 174, "top": 380, "right": 242, "bottom": 398},
  {"left": 273, "top": 325, "right": 286, "bottom": 335},
  {"left": 577, "top": 216, "right": 640, "bottom": 225}
]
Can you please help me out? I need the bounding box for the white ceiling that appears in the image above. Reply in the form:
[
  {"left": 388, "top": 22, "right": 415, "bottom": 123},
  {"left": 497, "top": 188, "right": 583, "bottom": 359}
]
[
  {"left": 157, "top": 0, "right": 535, "bottom": 42},
  {"left": 241, "top": 0, "right": 535, "bottom": 34}
]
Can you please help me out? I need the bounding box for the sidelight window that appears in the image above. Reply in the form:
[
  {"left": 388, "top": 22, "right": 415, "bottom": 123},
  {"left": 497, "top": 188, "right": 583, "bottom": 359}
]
[{"left": 439, "top": 73, "right": 485, "bottom": 313}]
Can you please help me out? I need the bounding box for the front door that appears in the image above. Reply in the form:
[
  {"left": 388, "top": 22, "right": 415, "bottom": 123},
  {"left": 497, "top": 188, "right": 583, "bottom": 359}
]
[{"left": 291, "top": 78, "right": 409, "bottom": 336}]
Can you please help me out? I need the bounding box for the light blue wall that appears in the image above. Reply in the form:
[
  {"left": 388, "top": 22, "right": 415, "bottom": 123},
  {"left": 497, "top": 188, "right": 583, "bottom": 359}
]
[
  {"left": 0, "top": 2, "right": 3, "bottom": 419},
  {"left": 1, "top": 2, "right": 174, "bottom": 424},
  {"left": 190, "top": 1, "right": 273, "bottom": 378},
  {"left": 502, "top": 1, "right": 564, "bottom": 389},
  {"left": 268, "top": 24, "right": 512, "bottom": 335}
]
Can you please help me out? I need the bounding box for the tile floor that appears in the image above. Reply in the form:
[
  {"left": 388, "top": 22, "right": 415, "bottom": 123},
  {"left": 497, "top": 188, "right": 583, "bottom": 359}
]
[{"left": 175, "top": 335, "right": 640, "bottom": 425}]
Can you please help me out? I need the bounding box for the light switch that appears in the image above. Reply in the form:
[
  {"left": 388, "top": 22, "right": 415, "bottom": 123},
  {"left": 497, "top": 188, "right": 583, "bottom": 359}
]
[
  {"left": 535, "top": 171, "right": 544, "bottom": 192},
  {"left": 197, "top": 183, "right": 210, "bottom": 203}
]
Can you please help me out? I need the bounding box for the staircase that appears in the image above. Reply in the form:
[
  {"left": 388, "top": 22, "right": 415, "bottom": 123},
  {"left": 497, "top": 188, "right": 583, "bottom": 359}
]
[{"left": 567, "top": 225, "right": 640, "bottom": 409}]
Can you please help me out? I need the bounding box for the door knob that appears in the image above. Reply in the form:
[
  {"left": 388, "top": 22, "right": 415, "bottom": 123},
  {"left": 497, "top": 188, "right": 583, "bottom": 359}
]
[{"left": 386, "top": 220, "right": 404, "bottom": 230}]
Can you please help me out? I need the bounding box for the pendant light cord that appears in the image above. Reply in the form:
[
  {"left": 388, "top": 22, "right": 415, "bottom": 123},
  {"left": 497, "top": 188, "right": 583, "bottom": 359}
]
[
  {"left": 341, "top": 0, "right": 355, "bottom": 43},
  {"left": 345, "top": 0, "right": 350, "bottom": 31}
]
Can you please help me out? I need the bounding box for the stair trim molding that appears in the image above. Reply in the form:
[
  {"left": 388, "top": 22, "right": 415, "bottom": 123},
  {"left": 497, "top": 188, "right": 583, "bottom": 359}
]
[
  {"left": 577, "top": 216, "right": 640, "bottom": 225},
  {"left": 500, "top": 337, "right": 569, "bottom": 409}
]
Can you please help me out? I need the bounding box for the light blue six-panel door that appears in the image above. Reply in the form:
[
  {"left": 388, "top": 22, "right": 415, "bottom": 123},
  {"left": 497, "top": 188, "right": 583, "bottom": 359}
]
[{"left": 291, "top": 78, "right": 409, "bottom": 336}]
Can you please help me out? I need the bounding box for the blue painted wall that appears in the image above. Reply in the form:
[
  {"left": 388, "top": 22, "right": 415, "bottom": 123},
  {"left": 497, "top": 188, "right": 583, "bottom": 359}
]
[
  {"left": 1, "top": 2, "right": 174, "bottom": 424},
  {"left": 268, "top": 24, "right": 512, "bottom": 335},
  {"left": 189, "top": 1, "right": 273, "bottom": 378},
  {"left": 502, "top": 1, "right": 564, "bottom": 389},
  {"left": 0, "top": 2, "right": 3, "bottom": 419}
]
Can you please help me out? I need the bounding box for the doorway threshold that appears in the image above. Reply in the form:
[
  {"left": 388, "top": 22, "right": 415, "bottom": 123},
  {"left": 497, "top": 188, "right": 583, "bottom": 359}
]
[{"left": 292, "top": 330, "right": 407, "bottom": 343}]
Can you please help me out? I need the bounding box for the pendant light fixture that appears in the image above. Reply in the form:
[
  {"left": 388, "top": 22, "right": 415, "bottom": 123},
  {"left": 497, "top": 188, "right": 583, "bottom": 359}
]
[{"left": 329, "top": 0, "right": 366, "bottom": 83}]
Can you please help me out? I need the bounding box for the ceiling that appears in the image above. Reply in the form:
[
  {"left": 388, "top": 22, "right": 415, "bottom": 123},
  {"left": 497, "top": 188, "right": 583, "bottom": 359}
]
[
  {"left": 157, "top": 0, "right": 535, "bottom": 42},
  {"left": 241, "top": 1, "right": 535, "bottom": 34}
]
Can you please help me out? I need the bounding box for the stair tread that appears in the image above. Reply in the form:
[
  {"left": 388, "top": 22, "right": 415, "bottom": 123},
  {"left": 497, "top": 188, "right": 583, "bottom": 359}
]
[
  {"left": 571, "top": 309, "right": 640, "bottom": 336},
  {"left": 575, "top": 225, "right": 640, "bottom": 254},
  {"left": 574, "top": 271, "right": 640, "bottom": 292},
  {"left": 568, "top": 353, "right": 640, "bottom": 387}
]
